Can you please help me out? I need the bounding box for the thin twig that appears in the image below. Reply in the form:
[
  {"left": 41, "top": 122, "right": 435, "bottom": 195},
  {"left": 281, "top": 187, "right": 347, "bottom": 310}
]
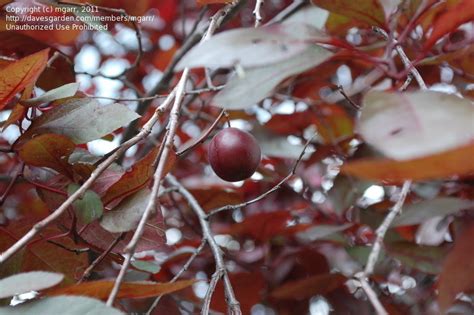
[
  {"left": 166, "top": 175, "right": 241, "bottom": 315},
  {"left": 88, "top": 86, "right": 223, "bottom": 103},
  {"left": 78, "top": 233, "right": 125, "bottom": 283},
  {"left": 0, "top": 163, "right": 24, "bottom": 206},
  {"left": 146, "top": 240, "right": 207, "bottom": 314},
  {"left": 364, "top": 180, "right": 412, "bottom": 275},
  {"left": 354, "top": 274, "right": 388, "bottom": 315},
  {"left": 253, "top": 0, "right": 264, "bottom": 27},
  {"left": 207, "top": 133, "right": 316, "bottom": 217},
  {"left": 177, "top": 110, "right": 225, "bottom": 156},
  {"left": 337, "top": 85, "right": 361, "bottom": 110},
  {"left": 372, "top": 26, "right": 427, "bottom": 89}
]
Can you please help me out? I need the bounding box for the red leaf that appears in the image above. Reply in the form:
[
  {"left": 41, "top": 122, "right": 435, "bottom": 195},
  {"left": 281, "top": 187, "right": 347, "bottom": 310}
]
[
  {"left": 0, "top": 219, "right": 88, "bottom": 283},
  {"left": 312, "top": 0, "right": 386, "bottom": 27},
  {"left": 45, "top": 279, "right": 196, "bottom": 300},
  {"left": 271, "top": 273, "right": 347, "bottom": 300},
  {"left": 218, "top": 211, "right": 293, "bottom": 242},
  {"left": 211, "top": 272, "right": 264, "bottom": 314},
  {"left": 18, "top": 134, "right": 76, "bottom": 178},
  {"left": 342, "top": 143, "right": 474, "bottom": 184},
  {"left": 0, "top": 32, "right": 75, "bottom": 90},
  {"left": 0, "top": 48, "right": 49, "bottom": 110},
  {"left": 102, "top": 147, "right": 176, "bottom": 205},
  {"left": 438, "top": 222, "right": 474, "bottom": 312},
  {"left": 424, "top": 0, "right": 474, "bottom": 50}
]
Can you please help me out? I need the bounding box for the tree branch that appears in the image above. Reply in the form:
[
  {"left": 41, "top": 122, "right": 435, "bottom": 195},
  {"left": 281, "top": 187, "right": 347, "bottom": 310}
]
[{"left": 166, "top": 175, "right": 241, "bottom": 315}]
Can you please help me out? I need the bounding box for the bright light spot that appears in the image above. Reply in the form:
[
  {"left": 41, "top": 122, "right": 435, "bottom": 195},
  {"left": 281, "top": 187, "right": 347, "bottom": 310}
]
[
  {"left": 159, "top": 34, "right": 175, "bottom": 50},
  {"left": 254, "top": 107, "right": 272, "bottom": 124},
  {"left": 88, "top": 138, "right": 119, "bottom": 156},
  {"left": 100, "top": 58, "right": 130, "bottom": 77},
  {"left": 363, "top": 185, "right": 385, "bottom": 202},
  {"left": 11, "top": 292, "right": 37, "bottom": 306},
  {"left": 337, "top": 65, "right": 352, "bottom": 87},
  {"left": 401, "top": 276, "right": 416, "bottom": 289},
  {"left": 250, "top": 172, "right": 263, "bottom": 180},
  {"left": 165, "top": 228, "right": 182, "bottom": 245},
  {"left": 92, "top": 76, "right": 124, "bottom": 102},
  {"left": 93, "top": 32, "right": 125, "bottom": 56},
  {"left": 309, "top": 296, "right": 331, "bottom": 315},
  {"left": 193, "top": 281, "right": 208, "bottom": 299},
  {"left": 292, "top": 178, "right": 304, "bottom": 193},
  {"left": 273, "top": 100, "right": 295, "bottom": 114},
  {"left": 76, "top": 74, "right": 92, "bottom": 91},
  {"left": 142, "top": 69, "right": 163, "bottom": 92},
  {"left": 440, "top": 67, "right": 454, "bottom": 83},
  {"left": 115, "top": 26, "right": 140, "bottom": 50},
  {"left": 251, "top": 304, "right": 276, "bottom": 315},
  {"left": 75, "top": 45, "right": 100, "bottom": 73}
]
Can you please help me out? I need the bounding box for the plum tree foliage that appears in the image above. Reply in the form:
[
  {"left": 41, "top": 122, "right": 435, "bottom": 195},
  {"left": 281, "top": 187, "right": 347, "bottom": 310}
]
[{"left": 0, "top": 0, "right": 473, "bottom": 314}]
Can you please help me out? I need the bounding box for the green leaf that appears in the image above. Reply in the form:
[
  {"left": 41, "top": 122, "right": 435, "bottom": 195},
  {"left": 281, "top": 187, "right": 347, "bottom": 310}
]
[
  {"left": 20, "top": 83, "right": 79, "bottom": 107},
  {"left": 392, "top": 197, "right": 473, "bottom": 227},
  {"left": 176, "top": 23, "right": 328, "bottom": 70},
  {"left": 0, "top": 272, "right": 64, "bottom": 299},
  {"left": 358, "top": 91, "right": 474, "bottom": 160},
  {"left": 68, "top": 184, "right": 104, "bottom": 224},
  {"left": 100, "top": 189, "right": 152, "bottom": 233},
  {"left": 213, "top": 45, "right": 332, "bottom": 109},
  {"left": 20, "top": 98, "right": 140, "bottom": 144},
  {"left": 386, "top": 242, "right": 447, "bottom": 274},
  {"left": 131, "top": 260, "right": 161, "bottom": 274},
  {"left": 0, "top": 296, "right": 123, "bottom": 315}
]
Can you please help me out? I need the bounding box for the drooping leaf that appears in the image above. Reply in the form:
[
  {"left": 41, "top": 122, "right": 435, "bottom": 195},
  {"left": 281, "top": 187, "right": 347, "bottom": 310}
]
[
  {"left": 296, "top": 224, "right": 353, "bottom": 243},
  {"left": 358, "top": 91, "right": 474, "bottom": 160},
  {"left": 392, "top": 197, "right": 473, "bottom": 227},
  {"left": 213, "top": 45, "right": 332, "bottom": 109},
  {"left": 102, "top": 147, "right": 175, "bottom": 205},
  {"left": 18, "top": 134, "right": 76, "bottom": 177},
  {"left": 386, "top": 242, "right": 448, "bottom": 274},
  {"left": 100, "top": 189, "right": 152, "bottom": 233},
  {"left": 68, "top": 184, "right": 104, "bottom": 224},
  {"left": 176, "top": 23, "right": 327, "bottom": 70},
  {"left": 0, "top": 296, "right": 123, "bottom": 315},
  {"left": 312, "top": 0, "right": 386, "bottom": 27},
  {"left": 20, "top": 83, "right": 79, "bottom": 107},
  {"left": 438, "top": 223, "right": 474, "bottom": 312},
  {"left": 45, "top": 279, "right": 196, "bottom": 300},
  {"left": 19, "top": 98, "right": 140, "bottom": 144},
  {"left": 0, "top": 272, "right": 64, "bottom": 299},
  {"left": 0, "top": 49, "right": 49, "bottom": 110},
  {"left": 424, "top": 0, "right": 474, "bottom": 50},
  {"left": 270, "top": 273, "right": 347, "bottom": 299},
  {"left": 342, "top": 143, "right": 474, "bottom": 183}
]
